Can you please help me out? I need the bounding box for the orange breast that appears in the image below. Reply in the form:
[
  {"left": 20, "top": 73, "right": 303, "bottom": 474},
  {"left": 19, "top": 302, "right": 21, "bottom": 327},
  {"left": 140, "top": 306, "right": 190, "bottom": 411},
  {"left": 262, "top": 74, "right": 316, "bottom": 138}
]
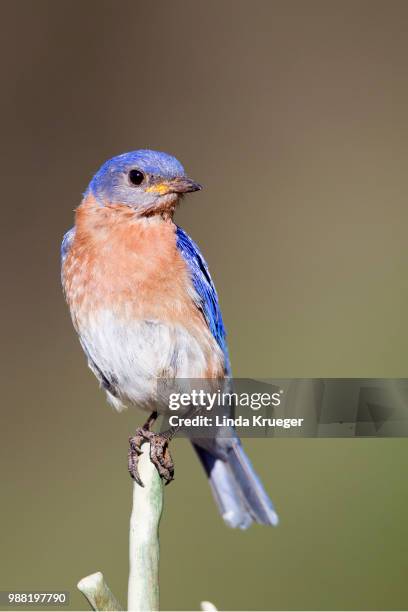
[
  {"left": 64, "top": 196, "right": 199, "bottom": 321},
  {"left": 62, "top": 196, "right": 224, "bottom": 378}
]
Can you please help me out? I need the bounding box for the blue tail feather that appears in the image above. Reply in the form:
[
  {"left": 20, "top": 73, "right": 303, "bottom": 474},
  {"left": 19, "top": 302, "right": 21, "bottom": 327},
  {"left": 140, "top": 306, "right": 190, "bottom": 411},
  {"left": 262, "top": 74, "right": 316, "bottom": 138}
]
[{"left": 193, "top": 441, "right": 278, "bottom": 529}]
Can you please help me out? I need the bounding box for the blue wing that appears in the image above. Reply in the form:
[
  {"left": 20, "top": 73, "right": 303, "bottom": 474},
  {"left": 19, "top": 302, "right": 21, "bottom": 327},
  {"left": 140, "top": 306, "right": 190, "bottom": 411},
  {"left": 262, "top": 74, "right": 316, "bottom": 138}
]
[{"left": 176, "top": 226, "right": 230, "bottom": 374}]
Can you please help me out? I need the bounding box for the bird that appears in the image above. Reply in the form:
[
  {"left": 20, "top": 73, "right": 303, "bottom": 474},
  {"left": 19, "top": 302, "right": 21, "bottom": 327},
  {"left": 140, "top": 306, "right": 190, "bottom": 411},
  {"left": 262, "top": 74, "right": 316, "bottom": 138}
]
[{"left": 61, "top": 149, "right": 278, "bottom": 529}]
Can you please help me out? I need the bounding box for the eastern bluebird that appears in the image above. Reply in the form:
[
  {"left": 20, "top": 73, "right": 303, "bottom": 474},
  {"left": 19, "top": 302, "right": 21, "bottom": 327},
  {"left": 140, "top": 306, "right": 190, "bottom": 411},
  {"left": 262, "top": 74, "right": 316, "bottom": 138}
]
[{"left": 61, "top": 150, "right": 278, "bottom": 529}]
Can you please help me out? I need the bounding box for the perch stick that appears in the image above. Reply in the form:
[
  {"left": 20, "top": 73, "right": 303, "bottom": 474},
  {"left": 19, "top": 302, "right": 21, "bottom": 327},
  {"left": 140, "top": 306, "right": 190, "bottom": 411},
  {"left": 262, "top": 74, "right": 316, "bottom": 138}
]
[
  {"left": 200, "top": 601, "right": 218, "bottom": 611},
  {"left": 77, "top": 571, "right": 123, "bottom": 611},
  {"left": 128, "top": 442, "right": 163, "bottom": 611}
]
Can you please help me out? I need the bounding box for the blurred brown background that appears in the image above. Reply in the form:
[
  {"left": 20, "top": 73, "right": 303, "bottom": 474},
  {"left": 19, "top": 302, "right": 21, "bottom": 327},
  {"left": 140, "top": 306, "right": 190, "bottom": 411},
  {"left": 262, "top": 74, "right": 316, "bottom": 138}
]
[{"left": 1, "top": 1, "right": 408, "bottom": 610}]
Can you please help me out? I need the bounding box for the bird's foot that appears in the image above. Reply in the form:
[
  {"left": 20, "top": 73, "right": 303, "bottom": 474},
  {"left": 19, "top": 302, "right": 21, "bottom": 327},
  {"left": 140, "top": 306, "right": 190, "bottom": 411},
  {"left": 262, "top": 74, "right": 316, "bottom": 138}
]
[{"left": 128, "top": 429, "right": 175, "bottom": 487}]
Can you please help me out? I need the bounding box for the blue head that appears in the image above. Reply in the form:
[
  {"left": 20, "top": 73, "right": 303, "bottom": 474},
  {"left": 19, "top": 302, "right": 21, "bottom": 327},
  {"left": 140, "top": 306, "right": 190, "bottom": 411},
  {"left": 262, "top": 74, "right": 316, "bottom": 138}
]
[{"left": 86, "top": 150, "right": 201, "bottom": 216}]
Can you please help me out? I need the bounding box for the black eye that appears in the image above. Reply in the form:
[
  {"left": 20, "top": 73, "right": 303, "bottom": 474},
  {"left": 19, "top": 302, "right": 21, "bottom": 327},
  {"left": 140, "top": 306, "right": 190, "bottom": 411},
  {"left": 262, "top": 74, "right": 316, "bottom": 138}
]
[{"left": 129, "top": 169, "right": 145, "bottom": 186}]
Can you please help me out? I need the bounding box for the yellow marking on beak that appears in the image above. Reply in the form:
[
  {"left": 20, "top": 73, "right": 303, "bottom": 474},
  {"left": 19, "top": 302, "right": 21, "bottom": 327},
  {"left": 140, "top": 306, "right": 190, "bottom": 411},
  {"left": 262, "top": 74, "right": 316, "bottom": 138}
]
[{"left": 145, "top": 183, "right": 169, "bottom": 195}]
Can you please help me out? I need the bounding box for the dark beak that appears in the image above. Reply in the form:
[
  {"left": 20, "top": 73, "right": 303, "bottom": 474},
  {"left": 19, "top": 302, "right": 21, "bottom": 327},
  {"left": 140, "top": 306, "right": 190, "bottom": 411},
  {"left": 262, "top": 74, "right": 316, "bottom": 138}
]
[{"left": 168, "top": 177, "right": 202, "bottom": 194}]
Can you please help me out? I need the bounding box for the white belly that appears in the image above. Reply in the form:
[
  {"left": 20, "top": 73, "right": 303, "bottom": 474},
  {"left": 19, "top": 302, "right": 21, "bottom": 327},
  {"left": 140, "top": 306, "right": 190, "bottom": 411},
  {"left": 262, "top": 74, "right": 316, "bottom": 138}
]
[{"left": 77, "top": 309, "right": 224, "bottom": 412}]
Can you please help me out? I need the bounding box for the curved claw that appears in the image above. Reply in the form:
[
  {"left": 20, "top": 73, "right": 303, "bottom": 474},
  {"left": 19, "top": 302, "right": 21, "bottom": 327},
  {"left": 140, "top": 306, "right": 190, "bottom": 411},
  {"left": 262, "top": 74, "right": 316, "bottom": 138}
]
[
  {"left": 128, "top": 434, "right": 146, "bottom": 486},
  {"left": 150, "top": 438, "right": 174, "bottom": 484}
]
